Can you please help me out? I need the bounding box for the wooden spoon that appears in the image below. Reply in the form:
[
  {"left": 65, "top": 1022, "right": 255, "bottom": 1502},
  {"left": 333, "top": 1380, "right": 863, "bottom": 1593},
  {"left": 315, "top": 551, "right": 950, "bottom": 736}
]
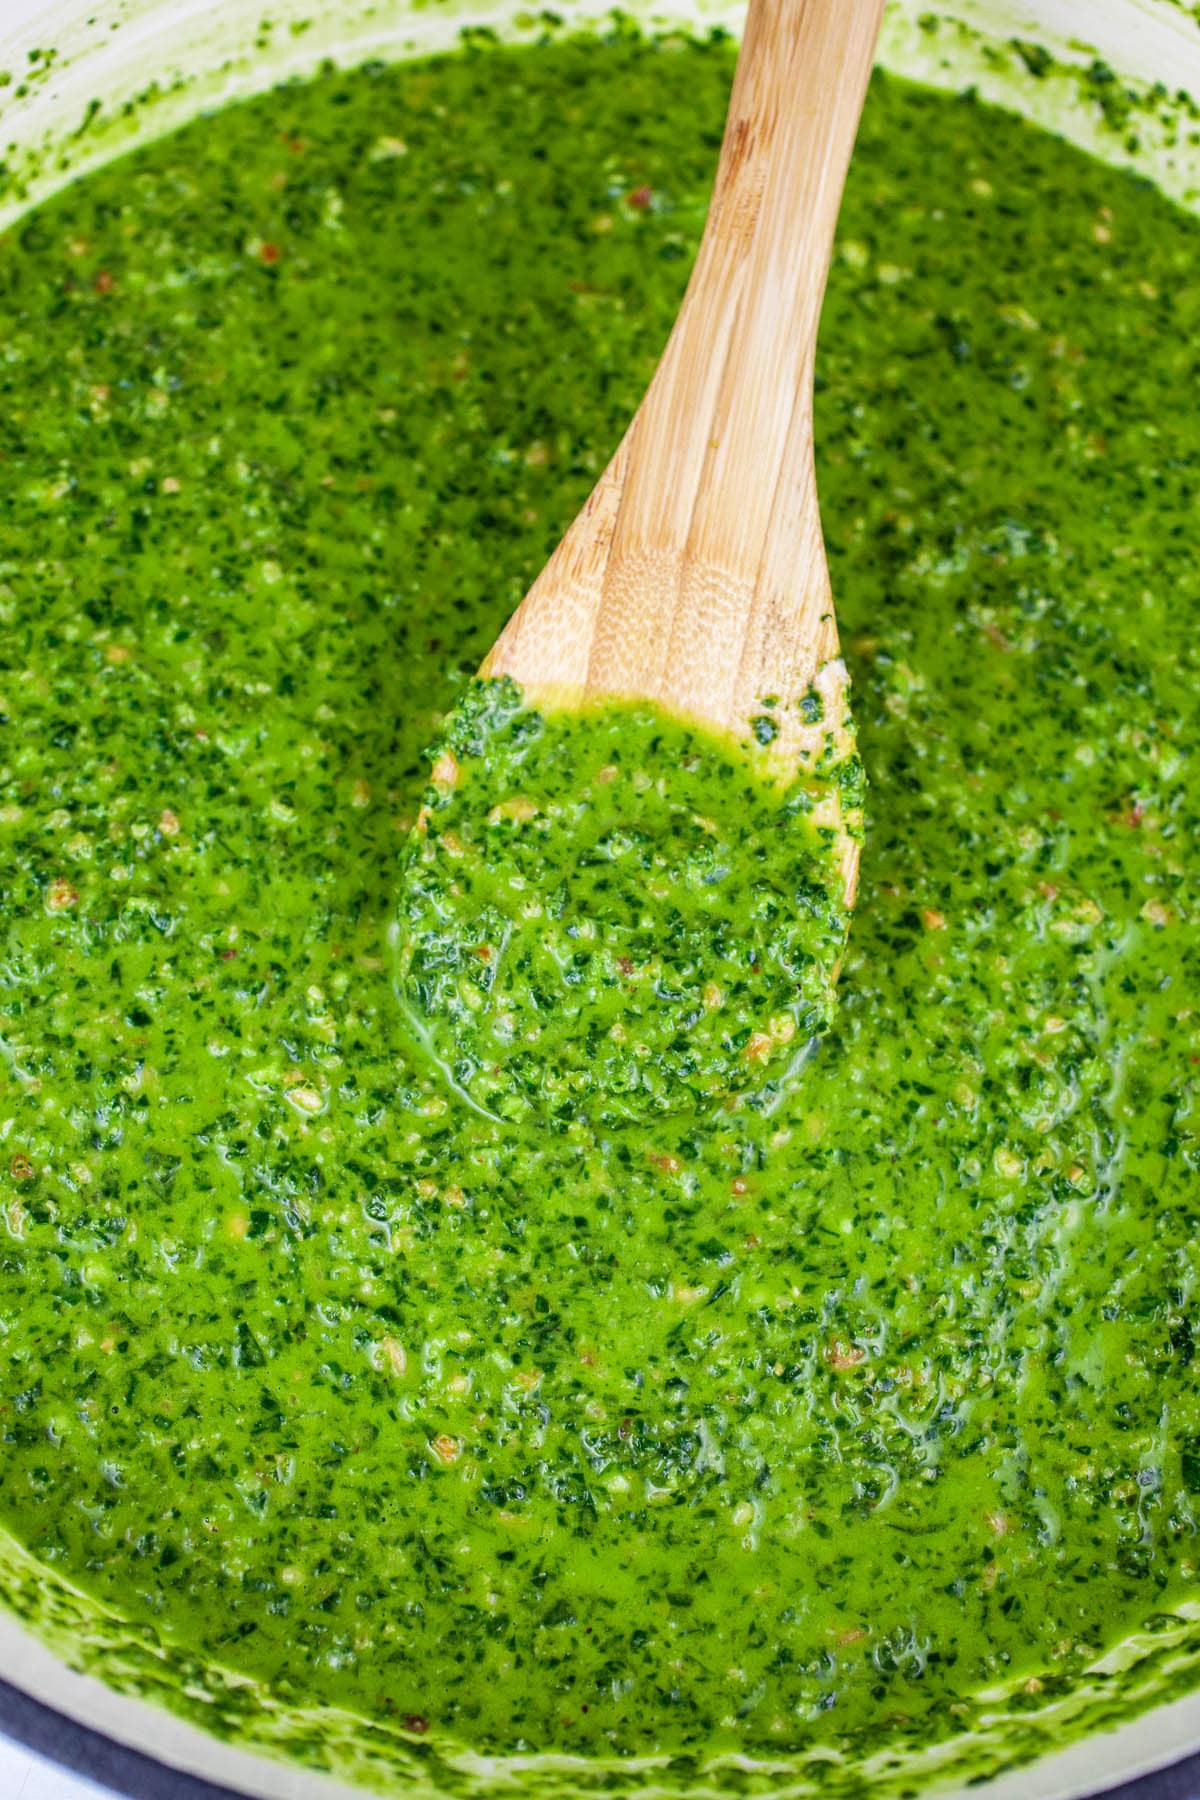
[{"left": 481, "top": 0, "right": 885, "bottom": 910}]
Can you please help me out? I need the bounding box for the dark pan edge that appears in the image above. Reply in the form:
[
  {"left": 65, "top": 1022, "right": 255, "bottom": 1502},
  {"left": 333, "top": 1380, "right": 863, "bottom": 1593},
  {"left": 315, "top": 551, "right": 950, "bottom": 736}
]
[{"left": 0, "top": 1672, "right": 244, "bottom": 1800}]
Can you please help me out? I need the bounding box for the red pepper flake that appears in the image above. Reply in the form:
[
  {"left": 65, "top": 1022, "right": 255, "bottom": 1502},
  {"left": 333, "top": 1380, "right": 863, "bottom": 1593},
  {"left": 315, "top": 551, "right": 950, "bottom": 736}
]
[
  {"left": 259, "top": 242, "right": 281, "bottom": 265},
  {"left": 618, "top": 1418, "right": 632, "bottom": 1440},
  {"left": 46, "top": 877, "right": 79, "bottom": 912},
  {"left": 94, "top": 270, "right": 115, "bottom": 293},
  {"left": 219, "top": 948, "right": 238, "bottom": 961},
  {"left": 280, "top": 133, "right": 306, "bottom": 154},
  {"left": 10, "top": 1156, "right": 35, "bottom": 1182},
  {"left": 627, "top": 185, "right": 653, "bottom": 211},
  {"left": 402, "top": 1715, "right": 429, "bottom": 1736}
]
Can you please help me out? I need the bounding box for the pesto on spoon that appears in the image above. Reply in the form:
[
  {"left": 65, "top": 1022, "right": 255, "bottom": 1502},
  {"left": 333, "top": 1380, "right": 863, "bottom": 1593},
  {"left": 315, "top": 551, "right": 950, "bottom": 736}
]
[{"left": 395, "top": 0, "right": 883, "bottom": 1121}]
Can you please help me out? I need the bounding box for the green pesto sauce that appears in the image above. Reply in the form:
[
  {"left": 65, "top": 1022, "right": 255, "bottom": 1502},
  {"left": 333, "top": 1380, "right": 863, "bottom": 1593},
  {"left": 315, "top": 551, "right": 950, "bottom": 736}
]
[
  {"left": 395, "top": 681, "right": 858, "bottom": 1126},
  {"left": 1, "top": 29, "right": 1200, "bottom": 1795}
]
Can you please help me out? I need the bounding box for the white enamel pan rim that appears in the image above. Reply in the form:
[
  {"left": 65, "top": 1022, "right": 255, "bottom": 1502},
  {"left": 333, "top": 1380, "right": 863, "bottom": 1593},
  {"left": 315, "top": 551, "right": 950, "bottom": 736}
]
[{"left": 1, "top": 0, "right": 1199, "bottom": 1794}]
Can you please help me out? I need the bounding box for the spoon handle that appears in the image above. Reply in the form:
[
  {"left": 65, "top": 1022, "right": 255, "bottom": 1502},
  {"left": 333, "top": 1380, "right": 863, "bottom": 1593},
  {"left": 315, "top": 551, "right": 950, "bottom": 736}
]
[
  {"left": 590, "top": 0, "right": 885, "bottom": 731},
  {"left": 485, "top": 0, "right": 882, "bottom": 786}
]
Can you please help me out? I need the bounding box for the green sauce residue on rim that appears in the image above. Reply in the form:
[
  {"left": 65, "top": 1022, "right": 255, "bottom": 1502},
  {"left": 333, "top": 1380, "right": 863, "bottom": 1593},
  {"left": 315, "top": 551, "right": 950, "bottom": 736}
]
[{"left": 0, "top": 27, "right": 1199, "bottom": 1798}]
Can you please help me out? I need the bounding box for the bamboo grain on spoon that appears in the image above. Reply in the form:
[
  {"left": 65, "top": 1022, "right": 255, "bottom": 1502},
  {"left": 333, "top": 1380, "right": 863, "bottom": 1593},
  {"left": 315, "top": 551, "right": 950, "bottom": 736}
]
[{"left": 481, "top": 0, "right": 886, "bottom": 909}]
